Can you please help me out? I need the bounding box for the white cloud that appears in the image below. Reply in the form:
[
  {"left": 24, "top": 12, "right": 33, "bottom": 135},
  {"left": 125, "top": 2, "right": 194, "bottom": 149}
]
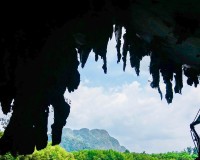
[{"left": 61, "top": 80, "right": 200, "bottom": 153}]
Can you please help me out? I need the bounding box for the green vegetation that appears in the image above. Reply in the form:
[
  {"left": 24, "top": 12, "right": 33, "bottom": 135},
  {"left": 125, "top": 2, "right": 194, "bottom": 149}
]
[
  {"left": 0, "top": 143, "right": 75, "bottom": 160},
  {"left": 0, "top": 132, "right": 3, "bottom": 138},
  {"left": 0, "top": 145, "right": 197, "bottom": 160},
  {"left": 73, "top": 150, "right": 197, "bottom": 160}
]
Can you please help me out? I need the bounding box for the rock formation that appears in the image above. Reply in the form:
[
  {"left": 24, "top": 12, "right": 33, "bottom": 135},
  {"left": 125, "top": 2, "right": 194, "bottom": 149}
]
[
  {"left": 0, "top": 0, "right": 200, "bottom": 155},
  {"left": 48, "top": 128, "right": 127, "bottom": 152}
]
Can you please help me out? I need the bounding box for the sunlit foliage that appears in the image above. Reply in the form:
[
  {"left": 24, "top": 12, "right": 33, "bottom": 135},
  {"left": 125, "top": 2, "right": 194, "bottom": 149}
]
[{"left": 0, "top": 134, "right": 196, "bottom": 160}]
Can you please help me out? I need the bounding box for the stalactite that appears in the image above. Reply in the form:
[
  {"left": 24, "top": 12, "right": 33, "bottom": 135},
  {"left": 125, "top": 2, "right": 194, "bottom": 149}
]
[
  {"left": 129, "top": 44, "right": 140, "bottom": 76},
  {"left": 129, "top": 35, "right": 149, "bottom": 76},
  {"left": 89, "top": 14, "right": 113, "bottom": 74},
  {"left": 102, "top": 56, "right": 107, "bottom": 74},
  {"left": 149, "top": 52, "right": 162, "bottom": 100},
  {"left": 183, "top": 67, "right": 199, "bottom": 87},
  {"left": 160, "top": 60, "right": 174, "bottom": 104},
  {"left": 122, "top": 32, "right": 129, "bottom": 71},
  {"left": 114, "top": 25, "right": 122, "bottom": 63},
  {"left": 77, "top": 46, "right": 92, "bottom": 68},
  {"left": 150, "top": 52, "right": 160, "bottom": 88},
  {"left": 95, "top": 53, "right": 99, "bottom": 62},
  {"left": 174, "top": 65, "right": 183, "bottom": 94},
  {"left": 165, "top": 81, "right": 173, "bottom": 104},
  {"left": 65, "top": 49, "right": 80, "bottom": 93},
  {"left": 93, "top": 44, "right": 108, "bottom": 74}
]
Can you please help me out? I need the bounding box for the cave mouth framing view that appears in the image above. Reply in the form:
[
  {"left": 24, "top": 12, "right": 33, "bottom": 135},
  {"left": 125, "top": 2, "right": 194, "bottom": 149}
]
[{"left": 1, "top": 0, "right": 200, "bottom": 158}]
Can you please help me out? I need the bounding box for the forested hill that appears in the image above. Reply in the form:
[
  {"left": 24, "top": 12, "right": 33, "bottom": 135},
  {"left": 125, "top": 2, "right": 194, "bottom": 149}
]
[{"left": 48, "top": 128, "right": 127, "bottom": 152}]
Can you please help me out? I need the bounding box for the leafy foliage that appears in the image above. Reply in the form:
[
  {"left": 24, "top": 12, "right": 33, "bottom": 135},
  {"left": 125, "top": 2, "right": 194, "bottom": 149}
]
[
  {"left": 73, "top": 149, "right": 125, "bottom": 160},
  {"left": 0, "top": 141, "right": 197, "bottom": 160},
  {"left": 0, "top": 132, "right": 3, "bottom": 138},
  {"left": 0, "top": 143, "right": 75, "bottom": 160},
  {"left": 73, "top": 150, "right": 197, "bottom": 160}
]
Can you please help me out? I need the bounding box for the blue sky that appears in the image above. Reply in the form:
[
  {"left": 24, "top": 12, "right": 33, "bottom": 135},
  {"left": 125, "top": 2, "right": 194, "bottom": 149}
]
[
  {"left": 78, "top": 30, "right": 151, "bottom": 88},
  {"left": 60, "top": 33, "right": 200, "bottom": 153}
]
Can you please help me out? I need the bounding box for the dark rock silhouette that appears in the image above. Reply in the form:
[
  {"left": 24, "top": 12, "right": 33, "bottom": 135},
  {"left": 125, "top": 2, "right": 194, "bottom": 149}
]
[{"left": 0, "top": 0, "right": 200, "bottom": 155}]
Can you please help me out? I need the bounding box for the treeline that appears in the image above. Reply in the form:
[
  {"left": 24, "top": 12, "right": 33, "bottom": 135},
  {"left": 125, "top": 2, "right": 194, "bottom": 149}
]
[
  {"left": 73, "top": 150, "right": 197, "bottom": 160},
  {"left": 0, "top": 143, "right": 197, "bottom": 160}
]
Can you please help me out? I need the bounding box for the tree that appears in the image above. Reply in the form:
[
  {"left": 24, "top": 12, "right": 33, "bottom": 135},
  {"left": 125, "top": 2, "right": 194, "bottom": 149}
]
[{"left": 185, "top": 147, "right": 193, "bottom": 155}]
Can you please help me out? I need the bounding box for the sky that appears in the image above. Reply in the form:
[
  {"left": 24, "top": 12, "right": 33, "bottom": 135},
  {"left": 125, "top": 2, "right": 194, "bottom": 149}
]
[
  {"left": 1, "top": 29, "right": 200, "bottom": 154},
  {"left": 60, "top": 31, "right": 200, "bottom": 154}
]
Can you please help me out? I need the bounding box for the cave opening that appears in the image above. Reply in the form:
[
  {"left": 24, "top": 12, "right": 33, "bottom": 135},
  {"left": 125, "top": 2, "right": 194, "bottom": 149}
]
[
  {"left": 1, "top": 0, "right": 200, "bottom": 156},
  {"left": 54, "top": 35, "right": 200, "bottom": 153}
]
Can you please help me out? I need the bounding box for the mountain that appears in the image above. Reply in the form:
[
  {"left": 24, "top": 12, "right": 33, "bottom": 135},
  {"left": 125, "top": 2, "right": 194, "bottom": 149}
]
[{"left": 48, "top": 128, "right": 127, "bottom": 152}]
